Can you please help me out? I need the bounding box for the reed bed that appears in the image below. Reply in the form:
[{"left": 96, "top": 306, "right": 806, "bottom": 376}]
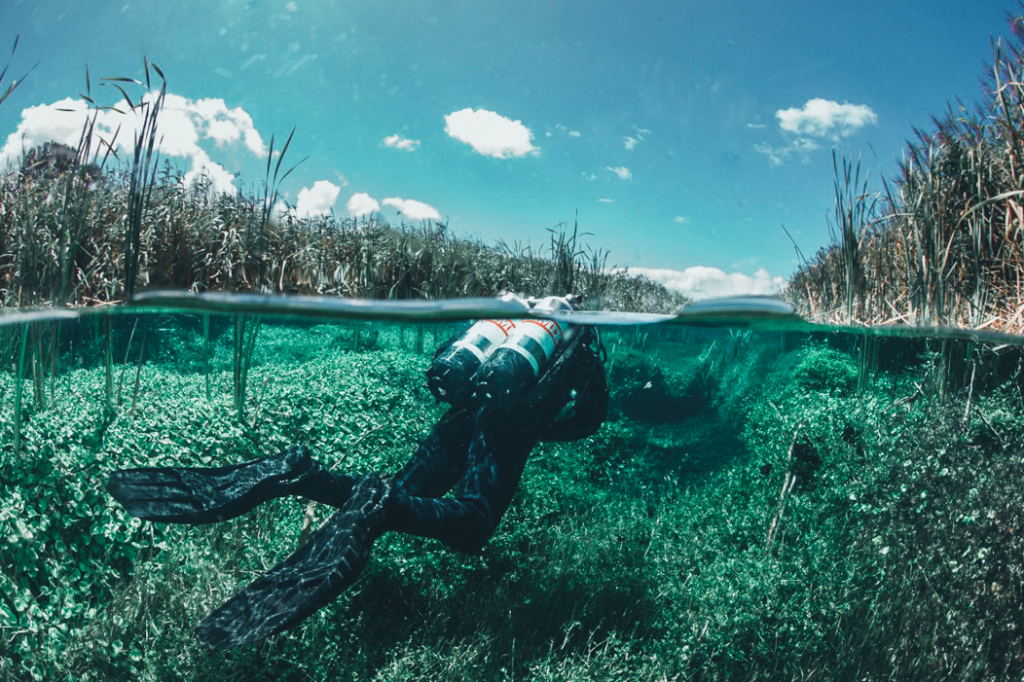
[
  {"left": 0, "top": 58, "right": 687, "bottom": 315},
  {"left": 0, "top": 150, "right": 686, "bottom": 314},
  {"left": 790, "top": 5, "right": 1024, "bottom": 334},
  {"left": 2, "top": 156, "right": 688, "bottom": 312}
]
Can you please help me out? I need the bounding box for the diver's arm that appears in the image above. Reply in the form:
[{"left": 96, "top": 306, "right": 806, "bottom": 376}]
[{"left": 538, "top": 362, "right": 609, "bottom": 442}]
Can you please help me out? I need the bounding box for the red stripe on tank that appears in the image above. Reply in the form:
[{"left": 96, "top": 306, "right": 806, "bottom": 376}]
[
  {"left": 483, "top": 319, "right": 515, "bottom": 336},
  {"left": 521, "top": 318, "right": 561, "bottom": 343}
]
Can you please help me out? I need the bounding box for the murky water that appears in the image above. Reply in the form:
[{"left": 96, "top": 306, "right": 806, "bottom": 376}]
[{"left": 2, "top": 295, "right": 1023, "bottom": 680}]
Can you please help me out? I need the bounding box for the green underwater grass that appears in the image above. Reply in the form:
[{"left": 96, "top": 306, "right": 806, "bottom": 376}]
[{"left": 0, "top": 317, "right": 1022, "bottom": 680}]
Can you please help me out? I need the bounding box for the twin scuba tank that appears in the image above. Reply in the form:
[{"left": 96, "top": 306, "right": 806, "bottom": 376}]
[{"left": 426, "top": 295, "right": 575, "bottom": 410}]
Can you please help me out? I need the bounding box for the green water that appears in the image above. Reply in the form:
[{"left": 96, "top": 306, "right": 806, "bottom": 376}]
[{"left": 2, "top": 296, "right": 1023, "bottom": 681}]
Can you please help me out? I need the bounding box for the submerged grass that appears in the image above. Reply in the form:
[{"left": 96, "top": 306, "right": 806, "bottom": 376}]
[{"left": 0, "top": 316, "right": 1021, "bottom": 680}]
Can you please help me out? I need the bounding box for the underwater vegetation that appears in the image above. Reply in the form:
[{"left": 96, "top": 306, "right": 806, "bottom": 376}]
[
  {"left": 791, "top": 4, "right": 1024, "bottom": 334},
  {"left": 1, "top": 10, "right": 1024, "bottom": 682},
  {"left": 0, "top": 316, "right": 1022, "bottom": 681}
]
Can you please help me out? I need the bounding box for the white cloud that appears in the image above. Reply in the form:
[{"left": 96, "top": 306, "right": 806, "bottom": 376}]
[
  {"left": 555, "top": 124, "right": 581, "bottom": 138},
  {"left": 754, "top": 98, "right": 876, "bottom": 167},
  {"left": 294, "top": 180, "right": 341, "bottom": 218},
  {"left": 383, "top": 133, "right": 420, "bottom": 151},
  {"left": 184, "top": 150, "right": 237, "bottom": 195},
  {"left": 581, "top": 171, "right": 597, "bottom": 181},
  {"left": 746, "top": 123, "right": 766, "bottom": 130},
  {"left": 0, "top": 90, "right": 267, "bottom": 194},
  {"left": 607, "top": 166, "right": 632, "bottom": 180},
  {"left": 0, "top": 98, "right": 93, "bottom": 168},
  {"left": 598, "top": 198, "right": 614, "bottom": 203},
  {"left": 776, "top": 98, "right": 877, "bottom": 139},
  {"left": 383, "top": 196, "right": 442, "bottom": 221},
  {"left": 346, "top": 192, "right": 380, "bottom": 217},
  {"left": 755, "top": 138, "right": 820, "bottom": 167},
  {"left": 626, "top": 266, "right": 784, "bottom": 300},
  {"left": 444, "top": 108, "right": 538, "bottom": 158},
  {"left": 674, "top": 216, "right": 689, "bottom": 224},
  {"left": 271, "top": 199, "right": 290, "bottom": 222},
  {"left": 624, "top": 125, "right": 648, "bottom": 150}
]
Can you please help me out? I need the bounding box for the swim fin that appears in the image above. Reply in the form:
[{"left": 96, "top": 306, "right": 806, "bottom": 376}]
[
  {"left": 195, "top": 473, "right": 390, "bottom": 651},
  {"left": 106, "top": 446, "right": 315, "bottom": 525}
]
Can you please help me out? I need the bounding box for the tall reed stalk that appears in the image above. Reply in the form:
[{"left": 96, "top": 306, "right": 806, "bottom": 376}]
[
  {"left": 830, "top": 151, "right": 874, "bottom": 322},
  {"left": 233, "top": 314, "right": 261, "bottom": 420},
  {"left": 203, "top": 313, "right": 211, "bottom": 402},
  {"left": 0, "top": 34, "right": 33, "bottom": 112},
  {"left": 117, "top": 59, "right": 166, "bottom": 301},
  {"left": 12, "top": 324, "right": 28, "bottom": 457}
]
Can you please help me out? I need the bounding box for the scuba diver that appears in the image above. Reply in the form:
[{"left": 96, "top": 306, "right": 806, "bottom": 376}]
[{"left": 106, "top": 295, "right": 608, "bottom": 652}]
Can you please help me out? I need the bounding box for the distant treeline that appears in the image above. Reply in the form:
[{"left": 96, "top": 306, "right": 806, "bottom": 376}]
[
  {"left": 789, "top": 5, "right": 1024, "bottom": 334},
  {"left": 0, "top": 142, "right": 687, "bottom": 313}
]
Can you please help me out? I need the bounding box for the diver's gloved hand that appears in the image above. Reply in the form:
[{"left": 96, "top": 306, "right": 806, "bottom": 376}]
[
  {"left": 195, "top": 472, "right": 392, "bottom": 651},
  {"left": 106, "top": 446, "right": 317, "bottom": 525}
]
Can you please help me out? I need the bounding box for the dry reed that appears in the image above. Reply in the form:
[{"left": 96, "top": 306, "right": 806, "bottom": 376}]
[{"left": 790, "top": 5, "right": 1024, "bottom": 335}]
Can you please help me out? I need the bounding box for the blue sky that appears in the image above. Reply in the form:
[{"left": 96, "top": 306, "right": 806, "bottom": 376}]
[{"left": 0, "top": 0, "right": 1017, "bottom": 298}]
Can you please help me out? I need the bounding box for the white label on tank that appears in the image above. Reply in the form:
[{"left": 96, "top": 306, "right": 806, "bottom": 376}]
[
  {"left": 502, "top": 319, "right": 563, "bottom": 375},
  {"left": 453, "top": 319, "right": 517, "bottom": 362}
]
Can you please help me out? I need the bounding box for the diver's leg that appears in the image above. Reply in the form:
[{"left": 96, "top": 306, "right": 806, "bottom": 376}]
[
  {"left": 284, "top": 404, "right": 475, "bottom": 511},
  {"left": 286, "top": 468, "right": 357, "bottom": 507},
  {"left": 196, "top": 472, "right": 391, "bottom": 651},
  {"left": 107, "top": 446, "right": 323, "bottom": 524},
  {"left": 385, "top": 409, "right": 536, "bottom": 554},
  {"left": 390, "top": 404, "right": 475, "bottom": 497}
]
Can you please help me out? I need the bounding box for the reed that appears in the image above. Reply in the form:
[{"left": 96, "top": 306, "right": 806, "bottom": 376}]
[
  {"left": 0, "top": 34, "right": 33, "bottom": 112},
  {"left": 202, "top": 313, "right": 211, "bottom": 402},
  {"left": 0, "top": 70, "right": 686, "bottom": 315},
  {"left": 118, "top": 59, "right": 166, "bottom": 302},
  {"left": 232, "top": 313, "right": 261, "bottom": 420},
  {"left": 104, "top": 316, "right": 113, "bottom": 414},
  {"left": 11, "top": 323, "right": 27, "bottom": 457},
  {"left": 790, "top": 4, "right": 1024, "bottom": 333},
  {"left": 829, "top": 151, "right": 874, "bottom": 322},
  {"left": 130, "top": 322, "right": 147, "bottom": 413},
  {"left": 2, "top": 160, "right": 686, "bottom": 313}
]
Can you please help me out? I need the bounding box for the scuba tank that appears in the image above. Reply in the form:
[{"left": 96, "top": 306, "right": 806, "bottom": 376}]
[
  {"left": 426, "top": 294, "right": 530, "bottom": 404},
  {"left": 472, "top": 296, "right": 575, "bottom": 411}
]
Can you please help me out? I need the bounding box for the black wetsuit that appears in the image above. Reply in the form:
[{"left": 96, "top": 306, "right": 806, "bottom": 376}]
[
  {"left": 290, "top": 324, "right": 608, "bottom": 552},
  {"left": 106, "top": 321, "right": 607, "bottom": 650}
]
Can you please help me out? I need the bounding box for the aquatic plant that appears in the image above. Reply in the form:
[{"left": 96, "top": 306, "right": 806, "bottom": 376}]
[
  {"left": 232, "top": 313, "right": 261, "bottom": 420},
  {"left": 2, "top": 313, "right": 1021, "bottom": 681},
  {"left": 120, "top": 59, "right": 166, "bottom": 302},
  {"left": 0, "top": 60, "right": 686, "bottom": 316},
  {"left": 0, "top": 34, "right": 32, "bottom": 113},
  {"left": 789, "top": 344, "right": 858, "bottom": 394},
  {"left": 791, "top": 4, "right": 1024, "bottom": 334}
]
